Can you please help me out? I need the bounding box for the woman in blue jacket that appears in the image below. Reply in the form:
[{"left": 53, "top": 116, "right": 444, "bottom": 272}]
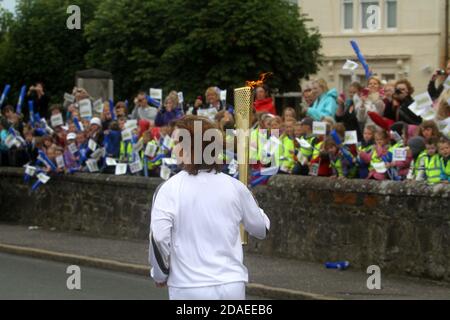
[
  {"left": 306, "top": 79, "right": 338, "bottom": 121},
  {"left": 155, "top": 94, "right": 183, "bottom": 127}
]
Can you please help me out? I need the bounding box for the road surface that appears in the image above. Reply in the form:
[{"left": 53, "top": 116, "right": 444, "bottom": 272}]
[{"left": 0, "top": 253, "right": 263, "bottom": 300}]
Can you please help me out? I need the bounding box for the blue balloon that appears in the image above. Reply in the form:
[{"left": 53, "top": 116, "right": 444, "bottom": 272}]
[
  {"left": 28, "top": 101, "right": 35, "bottom": 125},
  {"left": 0, "top": 84, "right": 11, "bottom": 107},
  {"left": 250, "top": 175, "right": 270, "bottom": 188},
  {"left": 350, "top": 40, "right": 373, "bottom": 79},
  {"left": 32, "top": 180, "right": 43, "bottom": 192},
  {"left": 109, "top": 99, "right": 116, "bottom": 121},
  {"left": 146, "top": 95, "right": 161, "bottom": 108},
  {"left": 73, "top": 117, "right": 82, "bottom": 132},
  {"left": 16, "top": 85, "right": 27, "bottom": 114}
]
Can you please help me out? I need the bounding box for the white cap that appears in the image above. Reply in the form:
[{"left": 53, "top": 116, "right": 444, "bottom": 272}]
[
  {"left": 67, "top": 133, "right": 77, "bottom": 141},
  {"left": 90, "top": 117, "right": 102, "bottom": 127}
]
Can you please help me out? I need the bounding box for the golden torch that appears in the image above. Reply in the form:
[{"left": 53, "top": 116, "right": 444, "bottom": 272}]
[{"left": 234, "top": 73, "right": 272, "bottom": 245}]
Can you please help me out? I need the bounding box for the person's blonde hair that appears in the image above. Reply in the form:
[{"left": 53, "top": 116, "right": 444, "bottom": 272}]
[
  {"left": 168, "top": 91, "right": 180, "bottom": 105},
  {"left": 282, "top": 107, "right": 297, "bottom": 120},
  {"left": 368, "top": 76, "right": 382, "bottom": 87},
  {"left": 436, "top": 89, "right": 450, "bottom": 121},
  {"left": 205, "top": 87, "right": 220, "bottom": 100},
  {"left": 314, "top": 79, "right": 329, "bottom": 93},
  {"left": 165, "top": 93, "right": 179, "bottom": 107}
]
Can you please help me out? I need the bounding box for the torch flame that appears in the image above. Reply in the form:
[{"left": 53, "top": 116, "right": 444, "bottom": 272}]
[{"left": 245, "top": 72, "right": 273, "bottom": 89}]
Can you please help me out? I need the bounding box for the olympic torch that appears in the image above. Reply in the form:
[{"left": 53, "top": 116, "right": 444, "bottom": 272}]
[{"left": 234, "top": 73, "right": 272, "bottom": 245}]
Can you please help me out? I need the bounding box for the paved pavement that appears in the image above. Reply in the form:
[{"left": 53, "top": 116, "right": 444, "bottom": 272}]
[{"left": 0, "top": 224, "right": 449, "bottom": 300}]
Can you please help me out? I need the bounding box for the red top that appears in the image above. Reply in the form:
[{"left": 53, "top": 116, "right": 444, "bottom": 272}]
[{"left": 254, "top": 98, "right": 277, "bottom": 115}]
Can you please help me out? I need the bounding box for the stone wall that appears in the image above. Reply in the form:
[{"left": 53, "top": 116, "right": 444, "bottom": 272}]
[{"left": 1, "top": 167, "right": 449, "bottom": 281}]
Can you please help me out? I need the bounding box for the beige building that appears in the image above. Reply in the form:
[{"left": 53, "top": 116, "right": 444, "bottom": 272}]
[{"left": 299, "top": 0, "right": 450, "bottom": 93}]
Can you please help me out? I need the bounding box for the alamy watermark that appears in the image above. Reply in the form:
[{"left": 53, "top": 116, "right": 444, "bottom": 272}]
[
  {"left": 66, "top": 5, "right": 81, "bottom": 30},
  {"left": 66, "top": 265, "right": 81, "bottom": 290},
  {"left": 366, "top": 265, "right": 382, "bottom": 290}
]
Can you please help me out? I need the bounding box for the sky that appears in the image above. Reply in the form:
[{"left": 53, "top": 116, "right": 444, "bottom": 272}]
[{"left": 1, "top": 0, "right": 16, "bottom": 13}]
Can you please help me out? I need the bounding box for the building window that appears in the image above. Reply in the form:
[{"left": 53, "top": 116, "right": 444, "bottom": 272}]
[
  {"left": 361, "top": 0, "right": 380, "bottom": 30},
  {"left": 385, "top": 0, "right": 397, "bottom": 29},
  {"left": 342, "top": 0, "right": 354, "bottom": 30},
  {"left": 381, "top": 74, "right": 396, "bottom": 82}
]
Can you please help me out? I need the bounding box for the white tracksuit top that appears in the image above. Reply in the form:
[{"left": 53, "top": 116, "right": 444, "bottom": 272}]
[{"left": 149, "top": 170, "right": 270, "bottom": 288}]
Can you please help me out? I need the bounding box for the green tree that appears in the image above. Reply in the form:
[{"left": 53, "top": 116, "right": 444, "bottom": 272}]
[
  {"left": 0, "top": 0, "right": 101, "bottom": 103},
  {"left": 85, "top": 0, "right": 321, "bottom": 101}
]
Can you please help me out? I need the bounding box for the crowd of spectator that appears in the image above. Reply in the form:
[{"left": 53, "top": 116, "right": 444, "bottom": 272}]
[{"left": 1, "top": 64, "right": 449, "bottom": 189}]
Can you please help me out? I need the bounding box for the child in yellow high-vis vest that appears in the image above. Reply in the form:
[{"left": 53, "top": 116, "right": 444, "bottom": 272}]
[
  {"left": 406, "top": 137, "right": 427, "bottom": 181},
  {"left": 141, "top": 130, "right": 162, "bottom": 177},
  {"left": 292, "top": 117, "right": 317, "bottom": 175},
  {"left": 359, "top": 129, "right": 391, "bottom": 180},
  {"left": 357, "top": 125, "right": 376, "bottom": 179},
  {"left": 423, "top": 138, "right": 442, "bottom": 185},
  {"left": 439, "top": 138, "right": 450, "bottom": 183},
  {"left": 279, "top": 119, "right": 297, "bottom": 174},
  {"left": 323, "top": 137, "right": 353, "bottom": 178}
]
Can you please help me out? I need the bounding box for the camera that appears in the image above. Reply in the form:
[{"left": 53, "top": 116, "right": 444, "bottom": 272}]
[
  {"left": 437, "top": 69, "right": 446, "bottom": 76},
  {"left": 395, "top": 88, "right": 403, "bottom": 95}
]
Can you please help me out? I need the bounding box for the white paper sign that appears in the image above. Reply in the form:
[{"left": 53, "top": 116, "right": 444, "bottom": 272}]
[
  {"left": 79, "top": 99, "right": 93, "bottom": 119},
  {"left": 37, "top": 173, "right": 50, "bottom": 184},
  {"left": 163, "top": 136, "right": 173, "bottom": 149},
  {"left": 93, "top": 99, "right": 104, "bottom": 114},
  {"left": 296, "top": 138, "right": 311, "bottom": 149},
  {"left": 342, "top": 60, "right": 359, "bottom": 71},
  {"left": 220, "top": 90, "right": 227, "bottom": 101},
  {"left": 25, "top": 165, "right": 36, "bottom": 177},
  {"left": 439, "top": 117, "right": 450, "bottom": 129},
  {"left": 86, "top": 159, "right": 99, "bottom": 173},
  {"left": 392, "top": 148, "right": 407, "bottom": 162},
  {"left": 178, "top": 92, "right": 184, "bottom": 104},
  {"left": 261, "top": 166, "right": 279, "bottom": 176},
  {"left": 372, "top": 161, "right": 387, "bottom": 174},
  {"left": 297, "top": 152, "right": 308, "bottom": 166},
  {"left": 56, "top": 155, "right": 65, "bottom": 169},
  {"left": 310, "top": 163, "right": 319, "bottom": 176},
  {"left": 121, "top": 129, "right": 132, "bottom": 141},
  {"left": 51, "top": 114, "right": 64, "bottom": 128},
  {"left": 228, "top": 159, "right": 238, "bottom": 175},
  {"left": 115, "top": 163, "right": 127, "bottom": 176},
  {"left": 313, "top": 122, "right": 327, "bottom": 135},
  {"left": 5, "top": 135, "right": 16, "bottom": 149},
  {"left": 162, "top": 158, "right": 177, "bottom": 166},
  {"left": 269, "top": 136, "right": 281, "bottom": 148},
  {"left": 160, "top": 166, "right": 171, "bottom": 180},
  {"left": 444, "top": 76, "right": 450, "bottom": 89},
  {"left": 88, "top": 139, "right": 97, "bottom": 152},
  {"left": 145, "top": 143, "right": 157, "bottom": 158},
  {"left": 420, "top": 106, "right": 436, "bottom": 121},
  {"left": 125, "top": 120, "right": 138, "bottom": 131},
  {"left": 443, "top": 125, "right": 450, "bottom": 138},
  {"left": 150, "top": 88, "right": 163, "bottom": 100},
  {"left": 344, "top": 131, "right": 358, "bottom": 145},
  {"left": 133, "top": 140, "right": 144, "bottom": 153},
  {"left": 408, "top": 102, "right": 424, "bottom": 116},
  {"left": 106, "top": 158, "right": 117, "bottom": 166},
  {"left": 64, "top": 93, "right": 75, "bottom": 103},
  {"left": 413, "top": 92, "right": 433, "bottom": 109},
  {"left": 90, "top": 148, "right": 105, "bottom": 160},
  {"left": 198, "top": 107, "right": 218, "bottom": 120},
  {"left": 68, "top": 143, "right": 78, "bottom": 155},
  {"left": 129, "top": 160, "right": 143, "bottom": 174}
]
